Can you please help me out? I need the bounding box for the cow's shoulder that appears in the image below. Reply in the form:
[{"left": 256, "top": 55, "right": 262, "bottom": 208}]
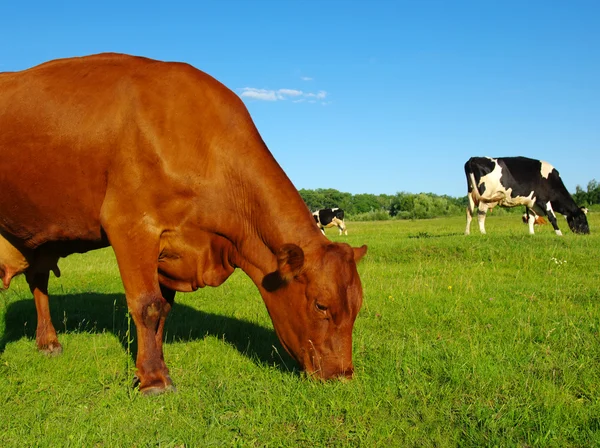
[{"left": 158, "top": 229, "right": 235, "bottom": 291}]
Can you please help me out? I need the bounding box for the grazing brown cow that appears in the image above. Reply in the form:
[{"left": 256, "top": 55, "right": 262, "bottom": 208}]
[{"left": 0, "top": 53, "right": 367, "bottom": 394}]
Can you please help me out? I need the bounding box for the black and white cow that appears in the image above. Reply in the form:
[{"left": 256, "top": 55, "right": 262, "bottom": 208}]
[
  {"left": 313, "top": 208, "right": 348, "bottom": 235},
  {"left": 464, "top": 156, "right": 589, "bottom": 236}
]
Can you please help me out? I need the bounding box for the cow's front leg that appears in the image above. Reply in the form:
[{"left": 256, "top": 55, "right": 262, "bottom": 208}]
[
  {"left": 155, "top": 284, "right": 175, "bottom": 369},
  {"left": 104, "top": 219, "right": 175, "bottom": 395},
  {"left": 26, "top": 270, "right": 62, "bottom": 355},
  {"left": 544, "top": 202, "right": 562, "bottom": 236},
  {"left": 526, "top": 209, "right": 536, "bottom": 235},
  {"left": 129, "top": 289, "right": 174, "bottom": 394}
]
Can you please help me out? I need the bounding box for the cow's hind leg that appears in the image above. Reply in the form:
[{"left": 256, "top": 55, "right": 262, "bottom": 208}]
[
  {"left": 334, "top": 218, "right": 347, "bottom": 236},
  {"left": 477, "top": 203, "right": 489, "bottom": 234},
  {"left": 26, "top": 270, "right": 62, "bottom": 355},
  {"left": 465, "top": 193, "right": 476, "bottom": 235}
]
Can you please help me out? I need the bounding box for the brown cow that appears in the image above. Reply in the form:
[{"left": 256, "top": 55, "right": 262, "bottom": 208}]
[
  {"left": 0, "top": 53, "right": 367, "bottom": 394},
  {"left": 521, "top": 211, "right": 547, "bottom": 226}
]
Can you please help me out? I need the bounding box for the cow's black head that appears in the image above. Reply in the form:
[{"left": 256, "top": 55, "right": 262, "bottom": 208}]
[{"left": 567, "top": 209, "right": 590, "bottom": 234}]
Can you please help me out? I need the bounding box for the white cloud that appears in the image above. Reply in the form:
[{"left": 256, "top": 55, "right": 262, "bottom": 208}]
[
  {"left": 277, "top": 89, "right": 303, "bottom": 97},
  {"left": 305, "top": 90, "right": 327, "bottom": 100},
  {"left": 239, "top": 88, "right": 278, "bottom": 101},
  {"left": 301, "top": 76, "right": 313, "bottom": 81},
  {"left": 238, "top": 87, "right": 328, "bottom": 104}
]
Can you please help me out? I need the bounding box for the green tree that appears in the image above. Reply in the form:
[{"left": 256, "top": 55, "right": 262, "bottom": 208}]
[
  {"left": 349, "top": 194, "right": 382, "bottom": 214},
  {"left": 573, "top": 185, "right": 588, "bottom": 206},
  {"left": 587, "top": 179, "right": 600, "bottom": 205},
  {"left": 390, "top": 193, "right": 415, "bottom": 218}
]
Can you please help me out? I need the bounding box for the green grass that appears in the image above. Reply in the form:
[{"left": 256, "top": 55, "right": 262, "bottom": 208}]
[{"left": 1, "top": 213, "right": 599, "bottom": 447}]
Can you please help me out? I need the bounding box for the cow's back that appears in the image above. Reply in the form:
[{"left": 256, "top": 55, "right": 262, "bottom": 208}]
[
  {"left": 0, "top": 53, "right": 257, "bottom": 251},
  {"left": 0, "top": 54, "right": 138, "bottom": 246}
]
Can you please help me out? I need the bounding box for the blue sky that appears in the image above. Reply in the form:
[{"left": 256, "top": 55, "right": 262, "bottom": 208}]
[{"left": 1, "top": 1, "right": 598, "bottom": 198}]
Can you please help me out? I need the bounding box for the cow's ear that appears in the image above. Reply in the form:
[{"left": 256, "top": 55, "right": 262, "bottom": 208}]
[
  {"left": 262, "top": 244, "right": 305, "bottom": 292},
  {"left": 276, "top": 244, "right": 305, "bottom": 281},
  {"left": 353, "top": 245, "right": 368, "bottom": 263}
]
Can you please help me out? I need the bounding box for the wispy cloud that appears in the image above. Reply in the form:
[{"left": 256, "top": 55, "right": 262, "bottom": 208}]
[
  {"left": 301, "top": 76, "right": 313, "bottom": 81},
  {"left": 238, "top": 88, "right": 279, "bottom": 101},
  {"left": 238, "top": 87, "right": 328, "bottom": 104},
  {"left": 277, "top": 88, "right": 303, "bottom": 97},
  {"left": 305, "top": 90, "right": 327, "bottom": 100}
]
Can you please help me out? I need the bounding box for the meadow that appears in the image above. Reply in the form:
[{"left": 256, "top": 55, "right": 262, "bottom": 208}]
[{"left": 1, "top": 213, "right": 599, "bottom": 447}]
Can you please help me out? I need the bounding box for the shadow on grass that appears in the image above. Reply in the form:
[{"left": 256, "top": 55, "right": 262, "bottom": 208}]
[{"left": 0, "top": 292, "right": 297, "bottom": 375}]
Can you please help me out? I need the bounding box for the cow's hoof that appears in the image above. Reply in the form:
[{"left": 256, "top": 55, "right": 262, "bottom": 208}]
[
  {"left": 132, "top": 375, "right": 177, "bottom": 395},
  {"left": 39, "top": 342, "right": 63, "bottom": 357},
  {"left": 140, "top": 383, "right": 177, "bottom": 396}
]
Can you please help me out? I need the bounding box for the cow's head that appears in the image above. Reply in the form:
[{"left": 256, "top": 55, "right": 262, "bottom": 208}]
[
  {"left": 262, "top": 242, "right": 367, "bottom": 380},
  {"left": 567, "top": 208, "right": 590, "bottom": 234}
]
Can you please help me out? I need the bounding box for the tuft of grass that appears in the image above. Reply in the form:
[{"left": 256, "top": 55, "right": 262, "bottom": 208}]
[{"left": 1, "top": 213, "right": 600, "bottom": 446}]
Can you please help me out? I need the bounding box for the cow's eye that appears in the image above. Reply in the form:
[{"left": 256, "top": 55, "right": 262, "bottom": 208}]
[{"left": 315, "top": 302, "right": 328, "bottom": 313}]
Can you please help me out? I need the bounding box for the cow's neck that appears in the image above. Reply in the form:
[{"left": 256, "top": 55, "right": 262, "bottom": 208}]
[
  {"left": 211, "top": 156, "right": 325, "bottom": 286},
  {"left": 552, "top": 200, "right": 578, "bottom": 216},
  {"left": 238, "top": 194, "right": 323, "bottom": 286}
]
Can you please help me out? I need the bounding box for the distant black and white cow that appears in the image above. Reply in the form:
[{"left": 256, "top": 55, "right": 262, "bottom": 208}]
[
  {"left": 464, "top": 156, "right": 589, "bottom": 236},
  {"left": 313, "top": 208, "right": 348, "bottom": 235}
]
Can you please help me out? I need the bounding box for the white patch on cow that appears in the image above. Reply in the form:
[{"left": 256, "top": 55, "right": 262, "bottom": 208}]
[{"left": 540, "top": 161, "right": 554, "bottom": 179}]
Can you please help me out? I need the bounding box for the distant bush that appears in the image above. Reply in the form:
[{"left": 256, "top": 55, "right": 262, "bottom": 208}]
[
  {"left": 347, "top": 210, "right": 391, "bottom": 221},
  {"left": 573, "top": 179, "right": 600, "bottom": 206},
  {"left": 299, "top": 180, "right": 598, "bottom": 222}
]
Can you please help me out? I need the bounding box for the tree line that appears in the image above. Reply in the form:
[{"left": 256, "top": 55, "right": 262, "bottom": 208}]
[
  {"left": 573, "top": 179, "right": 600, "bottom": 207},
  {"left": 299, "top": 178, "right": 599, "bottom": 221}
]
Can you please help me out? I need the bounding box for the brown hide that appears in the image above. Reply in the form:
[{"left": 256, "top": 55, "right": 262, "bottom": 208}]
[
  {"left": 0, "top": 53, "right": 367, "bottom": 393},
  {"left": 521, "top": 214, "right": 547, "bottom": 225}
]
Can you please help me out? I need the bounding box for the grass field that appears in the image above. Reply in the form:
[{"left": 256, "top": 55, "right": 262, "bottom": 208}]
[{"left": 1, "top": 213, "right": 599, "bottom": 447}]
